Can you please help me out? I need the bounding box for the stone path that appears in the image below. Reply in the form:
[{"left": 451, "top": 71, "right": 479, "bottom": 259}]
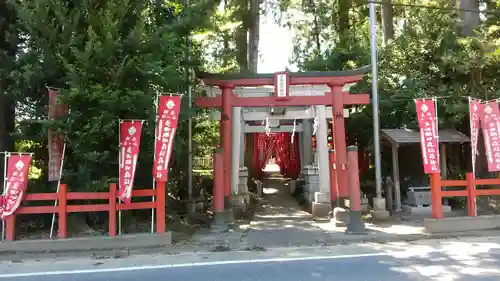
[
  {"left": 187, "top": 178, "right": 436, "bottom": 252},
  {"left": 240, "top": 178, "right": 332, "bottom": 247}
]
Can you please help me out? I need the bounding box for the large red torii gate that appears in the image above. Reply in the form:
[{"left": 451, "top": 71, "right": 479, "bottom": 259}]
[{"left": 195, "top": 66, "right": 370, "bottom": 211}]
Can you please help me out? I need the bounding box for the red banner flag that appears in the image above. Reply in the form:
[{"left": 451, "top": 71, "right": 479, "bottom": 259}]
[
  {"left": 479, "top": 101, "right": 500, "bottom": 172},
  {"left": 118, "top": 121, "right": 144, "bottom": 203},
  {"left": 153, "top": 95, "right": 181, "bottom": 181},
  {"left": 48, "top": 88, "right": 68, "bottom": 182},
  {"left": 1, "top": 154, "right": 32, "bottom": 219},
  {"left": 469, "top": 99, "right": 482, "bottom": 172},
  {"left": 415, "top": 99, "right": 440, "bottom": 174}
]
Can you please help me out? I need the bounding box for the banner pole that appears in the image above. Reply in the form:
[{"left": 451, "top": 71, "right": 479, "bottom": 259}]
[
  {"left": 118, "top": 120, "right": 123, "bottom": 235},
  {"left": 469, "top": 97, "right": 476, "bottom": 178},
  {"left": 433, "top": 98, "right": 440, "bottom": 171},
  {"left": 1, "top": 152, "right": 9, "bottom": 241},
  {"left": 151, "top": 93, "right": 159, "bottom": 234},
  {"left": 49, "top": 142, "right": 66, "bottom": 239}
]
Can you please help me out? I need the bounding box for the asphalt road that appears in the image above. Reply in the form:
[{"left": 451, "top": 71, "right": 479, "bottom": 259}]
[{"left": 2, "top": 237, "right": 500, "bottom": 281}]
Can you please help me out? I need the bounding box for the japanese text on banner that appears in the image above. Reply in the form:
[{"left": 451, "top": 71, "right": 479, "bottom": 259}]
[
  {"left": 0, "top": 154, "right": 32, "bottom": 219},
  {"left": 47, "top": 88, "right": 68, "bottom": 182},
  {"left": 415, "top": 99, "right": 440, "bottom": 174},
  {"left": 469, "top": 99, "right": 482, "bottom": 171},
  {"left": 118, "top": 121, "right": 143, "bottom": 204},
  {"left": 153, "top": 95, "right": 181, "bottom": 181},
  {"left": 479, "top": 101, "right": 500, "bottom": 172}
]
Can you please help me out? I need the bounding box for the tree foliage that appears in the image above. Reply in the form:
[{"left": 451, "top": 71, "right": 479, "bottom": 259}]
[{"left": 2, "top": 0, "right": 221, "bottom": 197}]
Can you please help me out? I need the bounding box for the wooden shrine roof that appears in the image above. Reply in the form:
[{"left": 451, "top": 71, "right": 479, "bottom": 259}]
[
  {"left": 381, "top": 128, "right": 470, "bottom": 146},
  {"left": 196, "top": 65, "right": 371, "bottom": 81}
]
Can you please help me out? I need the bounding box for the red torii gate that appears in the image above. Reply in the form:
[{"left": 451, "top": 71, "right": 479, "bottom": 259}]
[{"left": 195, "top": 66, "right": 370, "bottom": 211}]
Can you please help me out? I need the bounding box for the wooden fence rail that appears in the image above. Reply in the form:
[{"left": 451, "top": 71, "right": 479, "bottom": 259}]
[
  {"left": 430, "top": 172, "right": 500, "bottom": 219},
  {"left": 3, "top": 182, "right": 166, "bottom": 241}
]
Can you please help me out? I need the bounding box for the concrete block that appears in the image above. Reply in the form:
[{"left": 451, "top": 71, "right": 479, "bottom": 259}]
[
  {"left": 403, "top": 205, "right": 452, "bottom": 216},
  {"left": 312, "top": 202, "right": 331, "bottom": 218},
  {"left": 0, "top": 233, "right": 172, "bottom": 254},
  {"left": 424, "top": 215, "right": 500, "bottom": 233},
  {"left": 230, "top": 193, "right": 250, "bottom": 218},
  {"left": 332, "top": 207, "right": 350, "bottom": 227},
  {"left": 371, "top": 210, "right": 390, "bottom": 221},
  {"left": 314, "top": 192, "right": 330, "bottom": 204},
  {"left": 373, "top": 197, "right": 387, "bottom": 211},
  {"left": 289, "top": 180, "right": 296, "bottom": 195}
]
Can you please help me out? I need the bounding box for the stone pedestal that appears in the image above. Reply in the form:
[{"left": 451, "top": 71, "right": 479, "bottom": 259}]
[
  {"left": 289, "top": 180, "right": 296, "bottom": 195},
  {"left": 303, "top": 165, "right": 319, "bottom": 206},
  {"left": 254, "top": 180, "right": 263, "bottom": 197},
  {"left": 371, "top": 197, "right": 390, "bottom": 221},
  {"left": 312, "top": 191, "right": 331, "bottom": 218},
  {"left": 360, "top": 193, "right": 369, "bottom": 213},
  {"left": 211, "top": 214, "right": 229, "bottom": 233},
  {"left": 231, "top": 167, "right": 250, "bottom": 219},
  {"left": 331, "top": 207, "right": 349, "bottom": 227}
]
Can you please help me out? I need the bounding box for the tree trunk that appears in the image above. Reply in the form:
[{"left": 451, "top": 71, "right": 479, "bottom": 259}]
[
  {"left": 458, "top": 0, "right": 480, "bottom": 36},
  {"left": 244, "top": 0, "right": 260, "bottom": 190},
  {"left": 381, "top": 0, "right": 394, "bottom": 44},
  {"left": 248, "top": 0, "right": 260, "bottom": 73},
  {"left": 337, "top": 0, "right": 351, "bottom": 37},
  {"left": 234, "top": 0, "right": 249, "bottom": 72},
  {"left": 0, "top": 1, "right": 17, "bottom": 173}
]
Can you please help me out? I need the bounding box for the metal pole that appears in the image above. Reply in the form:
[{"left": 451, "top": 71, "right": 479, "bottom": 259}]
[
  {"left": 369, "top": 0, "right": 383, "bottom": 198},
  {"left": 118, "top": 120, "right": 123, "bottom": 235},
  {"left": 1, "top": 152, "right": 8, "bottom": 241},
  {"left": 151, "top": 93, "right": 159, "bottom": 233},
  {"left": 185, "top": 0, "right": 194, "bottom": 214},
  {"left": 49, "top": 142, "right": 66, "bottom": 239}
]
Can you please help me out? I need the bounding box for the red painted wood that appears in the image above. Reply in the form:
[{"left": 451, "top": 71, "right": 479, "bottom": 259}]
[
  {"left": 132, "top": 189, "right": 155, "bottom": 197},
  {"left": 25, "top": 193, "right": 58, "bottom": 201},
  {"left": 109, "top": 183, "right": 117, "bottom": 237},
  {"left": 466, "top": 173, "right": 477, "bottom": 216},
  {"left": 213, "top": 149, "right": 225, "bottom": 213},
  {"left": 17, "top": 206, "right": 58, "bottom": 214},
  {"left": 117, "top": 202, "right": 155, "bottom": 211},
  {"left": 200, "top": 74, "right": 364, "bottom": 87},
  {"left": 67, "top": 192, "right": 108, "bottom": 200},
  {"left": 58, "top": 184, "right": 68, "bottom": 239},
  {"left": 67, "top": 204, "right": 109, "bottom": 213},
  {"left": 221, "top": 87, "right": 233, "bottom": 199},
  {"left": 331, "top": 86, "right": 349, "bottom": 199},
  {"left": 195, "top": 92, "right": 369, "bottom": 108},
  {"left": 5, "top": 215, "right": 15, "bottom": 241},
  {"left": 6, "top": 185, "right": 159, "bottom": 240},
  {"left": 347, "top": 148, "right": 361, "bottom": 211},
  {"left": 476, "top": 189, "right": 500, "bottom": 196},
  {"left": 430, "top": 173, "right": 443, "bottom": 219},
  {"left": 441, "top": 190, "right": 467, "bottom": 197},
  {"left": 329, "top": 151, "right": 338, "bottom": 202},
  {"left": 156, "top": 181, "right": 166, "bottom": 233},
  {"left": 440, "top": 180, "right": 467, "bottom": 187},
  {"left": 474, "top": 178, "right": 500, "bottom": 185}
]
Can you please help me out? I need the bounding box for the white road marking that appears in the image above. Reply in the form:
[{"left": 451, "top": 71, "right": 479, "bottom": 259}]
[{"left": 0, "top": 252, "right": 388, "bottom": 278}]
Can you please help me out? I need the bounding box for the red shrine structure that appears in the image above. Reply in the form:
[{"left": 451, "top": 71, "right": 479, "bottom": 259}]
[{"left": 195, "top": 67, "right": 370, "bottom": 216}]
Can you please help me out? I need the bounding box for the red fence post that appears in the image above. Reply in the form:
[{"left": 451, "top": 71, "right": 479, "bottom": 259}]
[
  {"left": 430, "top": 173, "right": 443, "bottom": 219},
  {"left": 58, "top": 184, "right": 68, "bottom": 239},
  {"left": 5, "top": 215, "right": 16, "bottom": 241},
  {"left": 466, "top": 173, "right": 477, "bottom": 217},
  {"left": 109, "top": 183, "right": 117, "bottom": 237},
  {"left": 156, "top": 181, "right": 166, "bottom": 233}
]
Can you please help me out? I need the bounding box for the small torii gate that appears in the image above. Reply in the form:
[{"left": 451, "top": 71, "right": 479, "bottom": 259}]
[{"left": 195, "top": 66, "right": 370, "bottom": 211}]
